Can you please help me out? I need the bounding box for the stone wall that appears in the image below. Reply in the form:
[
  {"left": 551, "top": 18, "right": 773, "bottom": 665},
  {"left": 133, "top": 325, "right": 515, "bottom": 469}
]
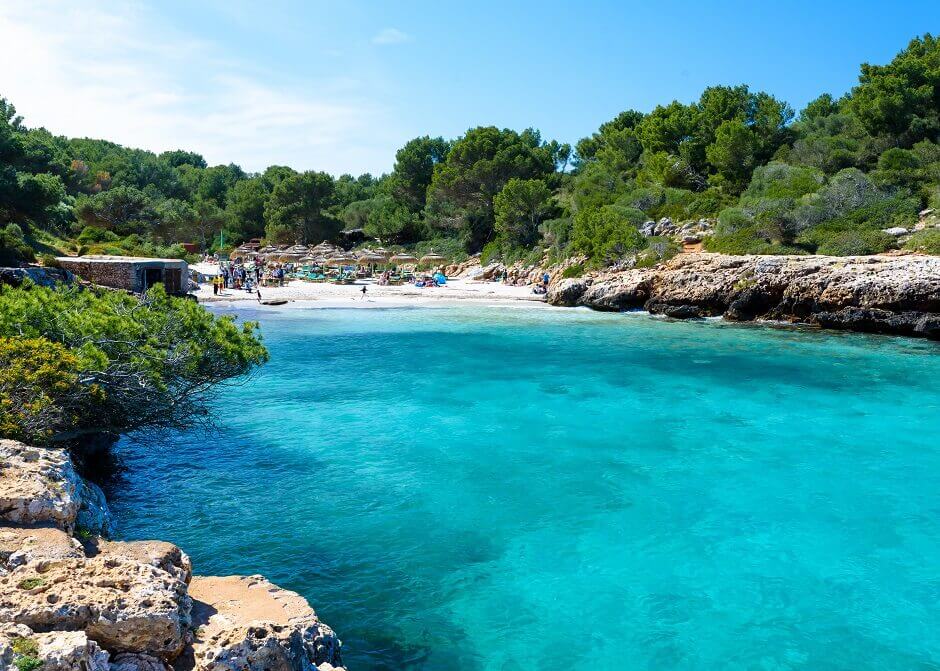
[{"left": 56, "top": 259, "right": 138, "bottom": 292}]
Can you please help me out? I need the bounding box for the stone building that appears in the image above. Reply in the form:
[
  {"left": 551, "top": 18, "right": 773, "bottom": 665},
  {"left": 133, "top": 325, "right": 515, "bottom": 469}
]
[{"left": 55, "top": 255, "right": 189, "bottom": 294}]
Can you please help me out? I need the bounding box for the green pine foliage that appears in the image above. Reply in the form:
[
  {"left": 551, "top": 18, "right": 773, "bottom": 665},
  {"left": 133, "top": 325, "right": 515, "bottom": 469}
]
[
  {"left": 0, "top": 283, "right": 268, "bottom": 445},
  {"left": 1, "top": 34, "right": 938, "bottom": 263}
]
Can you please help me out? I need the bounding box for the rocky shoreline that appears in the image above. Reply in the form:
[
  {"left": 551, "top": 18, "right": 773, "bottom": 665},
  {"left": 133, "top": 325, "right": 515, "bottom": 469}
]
[
  {"left": 548, "top": 253, "right": 940, "bottom": 339},
  {"left": 0, "top": 439, "right": 346, "bottom": 671}
]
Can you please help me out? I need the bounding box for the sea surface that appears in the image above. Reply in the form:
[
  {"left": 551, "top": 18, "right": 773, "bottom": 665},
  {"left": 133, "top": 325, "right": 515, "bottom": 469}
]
[{"left": 108, "top": 304, "right": 940, "bottom": 670}]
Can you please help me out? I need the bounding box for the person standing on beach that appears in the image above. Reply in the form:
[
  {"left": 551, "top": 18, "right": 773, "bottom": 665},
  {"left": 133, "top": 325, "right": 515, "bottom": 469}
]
[{"left": 361, "top": 285, "right": 367, "bottom": 299}]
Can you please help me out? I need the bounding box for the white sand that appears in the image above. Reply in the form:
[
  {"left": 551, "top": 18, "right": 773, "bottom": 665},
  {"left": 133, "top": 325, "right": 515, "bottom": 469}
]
[{"left": 194, "top": 274, "right": 547, "bottom": 309}]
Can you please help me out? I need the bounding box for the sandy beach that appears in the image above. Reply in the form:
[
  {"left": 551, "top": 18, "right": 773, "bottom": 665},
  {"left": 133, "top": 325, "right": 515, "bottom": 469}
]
[{"left": 192, "top": 263, "right": 547, "bottom": 308}]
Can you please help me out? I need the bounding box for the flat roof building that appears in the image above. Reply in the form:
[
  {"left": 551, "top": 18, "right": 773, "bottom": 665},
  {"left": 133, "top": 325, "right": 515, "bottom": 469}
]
[{"left": 55, "top": 255, "right": 189, "bottom": 295}]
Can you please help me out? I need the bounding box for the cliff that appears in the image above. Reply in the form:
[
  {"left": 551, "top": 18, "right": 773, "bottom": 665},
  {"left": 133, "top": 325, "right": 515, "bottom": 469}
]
[
  {"left": 0, "top": 440, "right": 346, "bottom": 671},
  {"left": 548, "top": 253, "right": 940, "bottom": 339}
]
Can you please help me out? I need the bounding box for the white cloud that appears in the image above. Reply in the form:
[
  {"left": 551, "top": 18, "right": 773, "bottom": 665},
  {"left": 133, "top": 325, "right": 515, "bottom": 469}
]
[
  {"left": 371, "top": 27, "right": 411, "bottom": 45},
  {"left": 0, "top": 2, "right": 400, "bottom": 175}
]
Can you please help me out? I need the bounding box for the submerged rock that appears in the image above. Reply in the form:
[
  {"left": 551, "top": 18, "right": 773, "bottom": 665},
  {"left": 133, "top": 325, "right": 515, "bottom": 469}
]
[{"left": 187, "top": 575, "right": 345, "bottom": 671}]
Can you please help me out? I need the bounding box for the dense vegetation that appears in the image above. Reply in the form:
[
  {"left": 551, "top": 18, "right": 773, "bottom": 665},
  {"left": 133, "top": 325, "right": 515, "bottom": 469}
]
[
  {"left": 0, "top": 283, "right": 267, "bottom": 445},
  {"left": 1, "top": 34, "right": 938, "bottom": 266}
]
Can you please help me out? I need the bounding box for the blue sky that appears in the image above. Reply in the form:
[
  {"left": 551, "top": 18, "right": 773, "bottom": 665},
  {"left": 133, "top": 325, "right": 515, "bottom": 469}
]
[{"left": 0, "top": 1, "right": 936, "bottom": 175}]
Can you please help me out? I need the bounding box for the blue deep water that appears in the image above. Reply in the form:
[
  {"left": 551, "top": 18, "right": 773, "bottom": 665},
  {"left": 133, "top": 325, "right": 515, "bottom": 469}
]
[{"left": 108, "top": 305, "right": 940, "bottom": 670}]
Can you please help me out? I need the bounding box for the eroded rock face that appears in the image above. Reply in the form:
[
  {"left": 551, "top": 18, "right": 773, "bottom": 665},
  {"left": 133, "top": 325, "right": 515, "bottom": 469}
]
[
  {"left": 0, "top": 555, "right": 191, "bottom": 657},
  {"left": 0, "top": 443, "right": 348, "bottom": 670},
  {"left": 0, "top": 440, "right": 82, "bottom": 531},
  {"left": 0, "top": 527, "right": 84, "bottom": 571},
  {"left": 0, "top": 625, "right": 110, "bottom": 671},
  {"left": 77, "top": 480, "right": 115, "bottom": 538},
  {"left": 109, "top": 651, "right": 172, "bottom": 671},
  {"left": 548, "top": 253, "right": 940, "bottom": 338},
  {"left": 93, "top": 540, "right": 192, "bottom": 584},
  {"left": 187, "top": 575, "right": 345, "bottom": 671}
]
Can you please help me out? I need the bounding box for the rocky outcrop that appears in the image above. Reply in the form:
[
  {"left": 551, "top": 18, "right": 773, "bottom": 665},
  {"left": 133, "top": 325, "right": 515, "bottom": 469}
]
[
  {"left": 0, "top": 439, "right": 113, "bottom": 536},
  {"left": 0, "top": 441, "right": 346, "bottom": 670},
  {"left": 0, "top": 440, "right": 83, "bottom": 532},
  {"left": 0, "top": 527, "right": 84, "bottom": 570},
  {"left": 0, "top": 266, "right": 74, "bottom": 289},
  {"left": 92, "top": 540, "right": 192, "bottom": 584},
  {"left": 1, "top": 624, "right": 111, "bottom": 671},
  {"left": 548, "top": 252, "right": 940, "bottom": 339},
  {"left": 0, "top": 555, "right": 191, "bottom": 656},
  {"left": 187, "top": 576, "right": 344, "bottom": 671}
]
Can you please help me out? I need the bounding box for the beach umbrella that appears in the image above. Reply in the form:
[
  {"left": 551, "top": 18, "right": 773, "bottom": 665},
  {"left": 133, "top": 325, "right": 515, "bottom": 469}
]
[
  {"left": 389, "top": 253, "right": 418, "bottom": 264},
  {"left": 357, "top": 253, "right": 386, "bottom": 265},
  {"left": 325, "top": 255, "right": 355, "bottom": 266},
  {"left": 420, "top": 252, "right": 447, "bottom": 265}
]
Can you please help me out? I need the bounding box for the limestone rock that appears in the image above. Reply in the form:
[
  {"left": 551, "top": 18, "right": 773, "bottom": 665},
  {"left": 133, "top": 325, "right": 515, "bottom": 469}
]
[
  {"left": 187, "top": 575, "right": 344, "bottom": 671},
  {"left": 34, "top": 630, "right": 111, "bottom": 671},
  {"left": 549, "top": 253, "right": 940, "bottom": 338},
  {"left": 882, "top": 226, "right": 910, "bottom": 237},
  {"left": 109, "top": 651, "right": 172, "bottom": 671},
  {"left": 76, "top": 479, "right": 114, "bottom": 538},
  {"left": 546, "top": 278, "right": 590, "bottom": 306},
  {"left": 0, "top": 266, "right": 73, "bottom": 289},
  {"left": 0, "top": 440, "right": 82, "bottom": 532},
  {"left": 0, "top": 626, "right": 109, "bottom": 671},
  {"left": 0, "top": 555, "right": 191, "bottom": 658},
  {"left": 0, "top": 527, "right": 83, "bottom": 571},
  {"left": 93, "top": 540, "right": 192, "bottom": 584},
  {"left": 579, "top": 271, "right": 648, "bottom": 311}
]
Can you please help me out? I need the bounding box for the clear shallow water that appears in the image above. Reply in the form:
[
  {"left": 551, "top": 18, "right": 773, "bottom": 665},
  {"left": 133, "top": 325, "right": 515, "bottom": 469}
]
[{"left": 108, "top": 305, "right": 940, "bottom": 670}]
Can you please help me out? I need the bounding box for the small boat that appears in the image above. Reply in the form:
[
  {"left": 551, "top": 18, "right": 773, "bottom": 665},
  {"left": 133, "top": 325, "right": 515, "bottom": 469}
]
[{"left": 259, "top": 299, "right": 288, "bottom": 306}]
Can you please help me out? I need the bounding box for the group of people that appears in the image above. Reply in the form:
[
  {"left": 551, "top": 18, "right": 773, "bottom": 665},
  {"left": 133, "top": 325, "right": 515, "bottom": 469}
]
[{"left": 211, "top": 260, "right": 288, "bottom": 295}]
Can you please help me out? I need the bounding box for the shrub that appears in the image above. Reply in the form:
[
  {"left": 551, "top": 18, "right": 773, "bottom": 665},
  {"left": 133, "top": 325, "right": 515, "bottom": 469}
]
[
  {"left": 704, "top": 226, "right": 806, "bottom": 256},
  {"left": 480, "top": 240, "right": 500, "bottom": 265},
  {"left": 635, "top": 236, "right": 680, "bottom": 268},
  {"left": 561, "top": 263, "right": 585, "bottom": 278},
  {"left": 17, "top": 577, "right": 44, "bottom": 590},
  {"left": 815, "top": 230, "right": 894, "bottom": 256},
  {"left": 0, "top": 224, "right": 36, "bottom": 266},
  {"left": 904, "top": 228, "right": 940, "bottom": 254},
  {"left": 0, "top": 284, "right": 268, "bottom": 444},
  {"left": 716, "top": 207, "right": 752, "bottom": 234},
  {"left": 11, "top": 639, "right": 41, "bottom": 671},
  {"left": 39, "top": 253, "right": 60, "bottom": 268},
  {"left": 571, "top": 205, "right": 647, "bottom": 261},
  {"left": 76, "top": 226, "right": 119, "bottom": 244},
  {"left": 0, "top": 337, "right": 98, "bottom": 444},
  {"left": 14, "top": 656, "right": 42, "bottom": 671},
  {"left": 742, "top": 162, "right": 825, "bottom": 201},
  {"left": 11, "top": 638, "right": 38, "bottom": 657}
]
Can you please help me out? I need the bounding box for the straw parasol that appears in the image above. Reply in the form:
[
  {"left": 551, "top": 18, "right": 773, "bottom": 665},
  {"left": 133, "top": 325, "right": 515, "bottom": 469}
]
[
  {"left": 324, "top": 255, "right": 356, "bottom": 267},
  {"left": 419, "top": 252, "right": 447, "bottom": 265},
  {"left": 357, "top": 252, "right": 386, "bottom": 266},
  {"left": 389, "top": 253, "right": 418, "bottom": 264}
]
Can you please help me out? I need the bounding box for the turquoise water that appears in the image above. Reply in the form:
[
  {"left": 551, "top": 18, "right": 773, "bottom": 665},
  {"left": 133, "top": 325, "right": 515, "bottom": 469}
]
[{"left": 108, "top": 305, "right": 940, "bottom": 670}]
